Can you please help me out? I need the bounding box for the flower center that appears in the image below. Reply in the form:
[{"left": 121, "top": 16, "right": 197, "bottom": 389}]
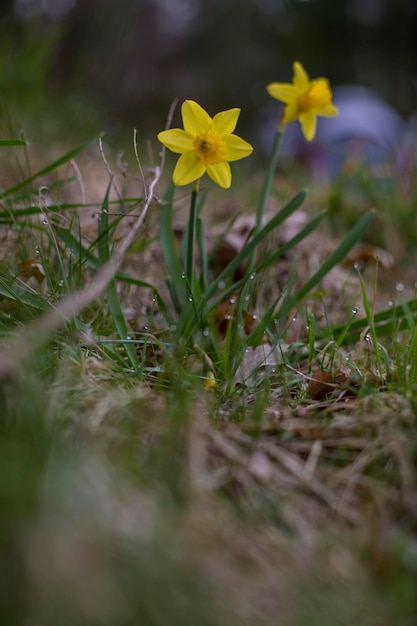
[
  {"left": 194, "top": 130, "right": 227, "bottom": 165},
  {"left": 297, "top": 80, "right": 332, "bottom": 112}
]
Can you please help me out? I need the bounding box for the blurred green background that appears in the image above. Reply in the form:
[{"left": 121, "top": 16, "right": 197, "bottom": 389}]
[{"left": 1, "top": 0, "right": 417, "bottom": 146}]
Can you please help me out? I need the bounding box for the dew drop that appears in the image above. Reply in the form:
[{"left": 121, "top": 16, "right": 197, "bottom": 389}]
[
  {"left": 202, "top": 328, "right": 209, "bottom": 337},
  {"left": 188, "top": 295, "right": 193, "bottom": 302},
  {"left": 351, "top": 306, "right": 359, "bottom": 315},
  {"left": 388, "top": 300, "right": 394, "bottom": 308},
  {"left": 181, "top": 272, "right": 186, "bottom": 279},
  {"left": 217, "top": 280, "right": 226, "bottom": 289},
  {"left": 250, "top": 272, "right": 256, "bottom": 280},
  {"left": 396, "top": 282, "right": 404, "bottom": 292}
]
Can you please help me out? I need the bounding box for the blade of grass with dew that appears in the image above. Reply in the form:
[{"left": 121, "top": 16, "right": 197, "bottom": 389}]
[
  {"left": 0, "top": 136, "right": 99, "bottom": 200},
  {"left": 202, "top": 205, "right": 321, "bottom": 322},
  {"left": 405, "top": 319, "right": 417, "bottom": 384},
  {"left": 245, "top": 261, "right": 299, "bottom": 348},
  {"left": 326, "top": 294, "right": 417, "bottom": 346},
  {"left": 276, "top": 209, "right": 375, "bottom": 323},
  {"left": 255, "top": 210, "right": 326, "bottom": 275},
  {"left": 357, "top": 268, "right": 383, "bottom": 377},
  {"left": 0, "top": 199, "right": 144, "bottom": 222},
  {"left": 55, "top": 224, "right": 173, "bottom": 324},
  {"left": 197, "top": 215, "right": 208, "bottom": 292},
  {"left": 181, "top": 188, "right": 208, "bottom": 287},
  {"left": 333, "top": 308, "right": 363, "bottom": 347},
  {"left": 159, "top": 182, "right": 187, "bottom": 313},
  {"left": 204, "top": 190, "right": 307, "bottom": 303},
  {"left": 202, "top": 193, "right": 312, "bottom": 322},
  {"left": 98, "top": 183, "right": 139, "bottom": 370},
  {"left": 234, "top": 210, "right": 326, "bottom": 344},
  {"left": 0, "top": 277, "right": 46, "bottom": 311}
]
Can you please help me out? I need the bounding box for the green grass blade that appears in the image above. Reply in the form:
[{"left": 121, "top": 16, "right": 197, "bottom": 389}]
[
  {"left": 55, "top": 225, "right": 172, "bottom": 321},
  {"left": 283, "top": 209, "right": 375, "bottom": 312},
  {"left": 357, "top": 269, "right": 382, "bottom": 376},
  {"left": 0, "top": 139, "right": 27, "bottom": 146},
  {"left": 255, "top": 211, "right": 326, "bottom": 275},
  {"left": 0, "top": 199, "right": 144, "bottom": 222},
  {"left": 159, "top": 182, "right": 187, "bottom": 313},
  {"left": 98, "top": 185, "right": 139, "bottom": 370},
  {"left": 205, "top": 190, "right": 307, "bottom": 301},
  {"left": 0, "top": 136, "right": 99, "bottom": 199},
  {"left": 0, "top": 277, "right": 46, "bottom": 311}
]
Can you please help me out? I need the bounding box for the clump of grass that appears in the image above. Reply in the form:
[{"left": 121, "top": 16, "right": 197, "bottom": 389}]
[{"left": 0, "top": 98, "right": 417, "bottom": 626}]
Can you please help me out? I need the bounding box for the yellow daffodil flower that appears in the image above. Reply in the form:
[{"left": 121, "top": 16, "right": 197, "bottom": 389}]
[
  {"left": 158, "top": 100, "right": 253, "bottom": 189},
  {"left": 267, "top": 61, "right": 338, "bottom": 141}
]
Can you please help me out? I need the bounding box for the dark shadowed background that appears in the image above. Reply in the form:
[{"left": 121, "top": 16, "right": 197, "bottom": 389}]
[{"left": 1, "top": 0, "right": 417, "bottom": 162}]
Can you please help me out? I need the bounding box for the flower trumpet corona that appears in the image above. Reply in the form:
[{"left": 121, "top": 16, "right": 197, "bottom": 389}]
[
  {"left": 267, "top": 61, "right": 338, "bottom": 141},
  {"left": 158, "top": 100, "right": 253, "bottom": 188}
]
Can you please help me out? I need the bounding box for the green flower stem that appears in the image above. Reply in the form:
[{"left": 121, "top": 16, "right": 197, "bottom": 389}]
[
  {"left": 247, "top": 128, "right": 282, "bottom": 277},
  {"left": 186, "top": 179, "right": 199, "bottom": 295},
  {"left": 256, "top": 129, "right": 282, "bottom": 232}
]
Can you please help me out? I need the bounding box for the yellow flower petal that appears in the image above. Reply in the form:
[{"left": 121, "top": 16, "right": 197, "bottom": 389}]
[
  {"left": 282, "top": 102, "right": 300, "bottom": 124},
  {"left": 157, "top": 129, "right": 194, "bottom": 154},
  {"left": 299, "top": 110, "right": 317, "bottom": 141},
  {"left": 318, "top": 104, "right": 339, "bottom": 117},
  {"left": 173, "top": 152, "right": 205, "bottom": 186},
  {"left": 212, "top": 108, "right": 240, "bottom": 135},
  {"left": 206, "top": 162, "right": 231, "bottom": 188},
  {"left": 158, "top": 99, "right": 252, "bottom": 188},
  {"left": 266, "top": 83, "right": 297, "bottom": 104},
  {"left": 267, "top": 62, "right": 337, "bottom": 141},
  {"left": 182, "top": 100, "right": 212, "bottom": 135},
  {"left": 223, "top": 134, "right": 253, "bottom": 161},
  {"left": 293, "top": 61, "right": 309, "bottom": 90}
]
